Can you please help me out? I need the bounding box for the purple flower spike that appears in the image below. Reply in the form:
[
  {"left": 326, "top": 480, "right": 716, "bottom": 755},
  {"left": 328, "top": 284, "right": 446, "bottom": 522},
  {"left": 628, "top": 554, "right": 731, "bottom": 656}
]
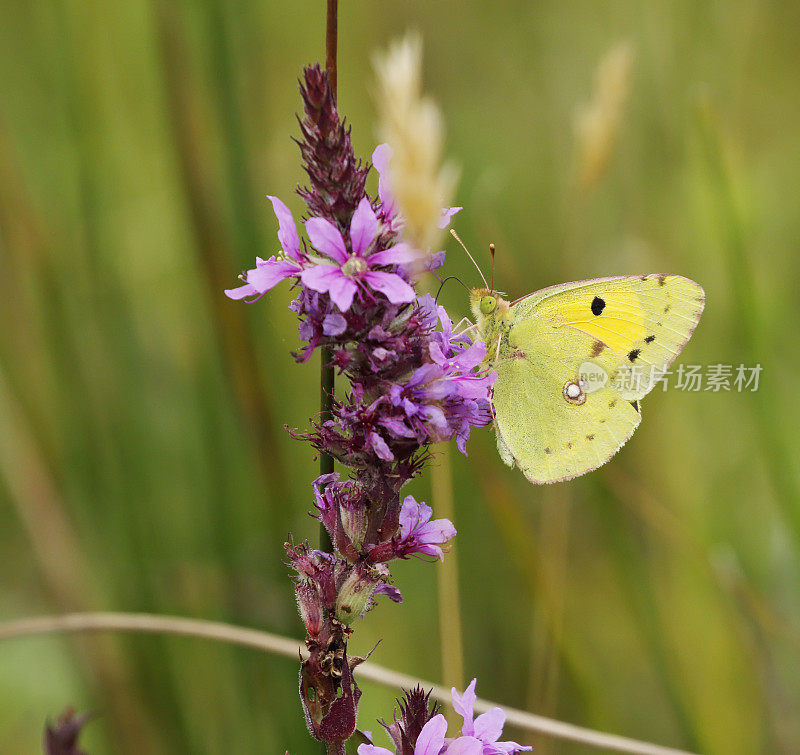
[{"left": 396, "top": 496, "right": 456, "bottom": 561}]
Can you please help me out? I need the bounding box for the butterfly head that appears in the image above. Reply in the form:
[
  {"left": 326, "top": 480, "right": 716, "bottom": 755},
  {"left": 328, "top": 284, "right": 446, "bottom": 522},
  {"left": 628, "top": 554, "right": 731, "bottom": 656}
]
[{"left": 470, "top": 288, "right": 508, "bottom": 322}]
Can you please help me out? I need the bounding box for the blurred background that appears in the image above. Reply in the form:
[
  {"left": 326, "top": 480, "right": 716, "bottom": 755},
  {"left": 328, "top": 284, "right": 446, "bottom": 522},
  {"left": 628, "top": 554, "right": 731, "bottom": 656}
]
[{"left": 1, "top": 1, "right": 799, "bottom": 753}]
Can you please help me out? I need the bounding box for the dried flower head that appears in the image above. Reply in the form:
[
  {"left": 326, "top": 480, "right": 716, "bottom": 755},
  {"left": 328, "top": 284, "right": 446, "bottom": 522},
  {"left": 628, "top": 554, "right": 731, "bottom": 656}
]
[
  {"left": 575, "top": 41, "right": 634, "bottom": 192},
  {"left": 373, "top": 34, "right": 459, "bottom": 253}
]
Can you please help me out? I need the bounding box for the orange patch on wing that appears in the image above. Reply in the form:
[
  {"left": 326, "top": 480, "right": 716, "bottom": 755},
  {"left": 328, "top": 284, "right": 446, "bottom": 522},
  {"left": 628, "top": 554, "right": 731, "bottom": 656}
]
[{"left": 537, "top": 292, "right": 647, "bottom": 357}]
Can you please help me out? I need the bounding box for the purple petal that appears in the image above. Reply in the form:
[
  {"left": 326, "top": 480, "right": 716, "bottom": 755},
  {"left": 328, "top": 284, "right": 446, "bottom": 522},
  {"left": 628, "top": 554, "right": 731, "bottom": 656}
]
[
  {"left": 356, "top": 746, "right": 393, "bottom": 755},
  {"left": 454, "top": 374, "right": 497, "bottom": 401},
  {"left": 438, "top": 206, "right": 463, "bottom": 229},
  {"left": 247, "top": 258, "right": 302, "bottom": 293},
  {"left": 225, "top": 282, "right": 258, "bottom": 300},
  {"left": 329, "top": 276, "right": 358, "bottom": 312},
  {"left": 425, "top": 518, "right": 457, "bottom": 543},
  {"left": 267, "top": 195, "right": 301, "bottom": 259},
  {"left": 415, "top": 714, "right": 448, "bottom": 755},
  {"left": 322, "top": 313, "right": 347, "bottom": 336},
  {"left": 429, "top": 342, "right": 448, "bottom": 366},
  {"left": 350, "top": 196, "right": 378, "bottom": 256},
  {"left": 369, "top": 242, "right": 426, "bottom": 266},
  {"left": 301, "top": 263, "right": 343, "bottom": 293},
  {"left": 444, "top": 736, "right": 484, "bottom": 755},
  {"left": 369, "top": 431, "right": 394, "bottom": 461},
  {"left": 416, "top": 543, "right": 445, "bottom": 560},
  {"left": 399, "top": 496, "right": 433, "bottom": 533},
  {"left": 473, "top": 707, "right": 505, "bottom": 743},
  {"left": 362, "top": 270, "right": 416, "bottom": 304},
  {"left": 372, "top": 143, "right": 397, "bottom": 217},
  {"left": 420, "top": 405, "right": 448, "bottom": 430},
  {"left": 424, "top": 250, "right": 447, "bottom": 271},
  {"left": 484, "top": 742, "right": 532, "bottom": 754},
  {"left": 379, "top": 416, "right": 417, "bottom": 438},
  {"left": 373, "top": 583, "right": 403, "bottom": 603},
  {"left": 455, "top": 341, "right": 488, "bottom": 371},
  {"left": 306, "top": 217, "right": 348, "bottom": 263},
  {"left": 452, "top": 679, "right": 478, "bottom": 736}
]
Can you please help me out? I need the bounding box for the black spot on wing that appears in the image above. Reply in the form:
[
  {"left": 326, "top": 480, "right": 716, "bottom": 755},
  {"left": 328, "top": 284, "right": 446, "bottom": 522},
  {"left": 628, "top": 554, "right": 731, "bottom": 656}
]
[
  {"left": 586, "top": 434, "right": 595, "bottom": 440},
  {"left": 630, "top": 400, "right": 639, "bottom": 411},
  {"left": 657, "top": 275, "right": 667, "bottom": 286},
  {"left": 591, "top": 296, "right": 605, "bottom": 316},
  {"left": 590, "top": 340, "right": 605, "bottom": 357},
  {"left": 645, "top": 335, "right": 655, "bottom": 343},
  {"left": 628, "top": 348, "right": 641, "bottom": 362}
]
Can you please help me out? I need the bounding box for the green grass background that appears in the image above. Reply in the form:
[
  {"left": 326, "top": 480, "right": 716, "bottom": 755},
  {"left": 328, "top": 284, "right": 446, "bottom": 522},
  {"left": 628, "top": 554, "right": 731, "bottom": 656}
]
[{"left": 1, "top": 1, "right": 799, "bottom": 752}]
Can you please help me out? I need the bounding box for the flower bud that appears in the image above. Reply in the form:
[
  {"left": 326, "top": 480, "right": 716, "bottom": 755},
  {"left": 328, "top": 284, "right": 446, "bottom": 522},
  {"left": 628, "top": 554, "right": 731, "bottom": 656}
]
[
  {"left": 334, "top": 566, "right": 380, "bottom": 625},
  {"left": 296, "top": 581, "right": 323, "bottom": 637},
  {"left": 339, "top": 500, "right": 367, "bottom": 550}
]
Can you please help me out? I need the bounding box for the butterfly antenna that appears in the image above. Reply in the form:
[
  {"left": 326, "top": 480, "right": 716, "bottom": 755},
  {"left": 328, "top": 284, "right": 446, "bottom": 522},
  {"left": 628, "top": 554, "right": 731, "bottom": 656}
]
[
  {"left": 435, "top": 275, "right": 470, "bottom": 304},
  {"left": 450, "top": 229, "right": 488, "bottom": 288},
  {"left": 489, "top": 243, "right": 496, "bottom": 295}
]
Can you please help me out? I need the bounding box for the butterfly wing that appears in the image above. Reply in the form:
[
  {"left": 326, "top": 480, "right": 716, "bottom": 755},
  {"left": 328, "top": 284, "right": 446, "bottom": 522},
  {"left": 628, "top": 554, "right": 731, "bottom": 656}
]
[
  {"left": 490, "top": 274, "right": 703, "bottom": 483},
  {"left": 513, "top": 275, "right": 705, "bottom": 400},
  {"left": 492, "top": 314, "right": 641, "bottom": 483}
]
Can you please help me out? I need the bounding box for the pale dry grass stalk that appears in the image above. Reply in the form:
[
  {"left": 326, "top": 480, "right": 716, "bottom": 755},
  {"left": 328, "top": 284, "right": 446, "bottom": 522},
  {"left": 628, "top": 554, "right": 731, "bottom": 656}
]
[
  {"left": 373, "top": 33, "right": 458, "bottom": 252},
  {"left": 575, "top": 42, "right": 634, "bottom": 193},
  {"left": 527, "top": 486, "right": 570, "bottom": 752},
  {"left": 373, "top": 33, "right": 466, "bottom": 721},
  {"left": 0, "top": 612, "right": 698, "bottom": 755}
]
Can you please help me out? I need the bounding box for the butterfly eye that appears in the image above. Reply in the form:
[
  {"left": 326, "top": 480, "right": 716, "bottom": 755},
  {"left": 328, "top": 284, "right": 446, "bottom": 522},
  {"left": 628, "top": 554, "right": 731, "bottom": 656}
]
[{"left": 480, "top": 295, "right": 497, "bottom": 314}]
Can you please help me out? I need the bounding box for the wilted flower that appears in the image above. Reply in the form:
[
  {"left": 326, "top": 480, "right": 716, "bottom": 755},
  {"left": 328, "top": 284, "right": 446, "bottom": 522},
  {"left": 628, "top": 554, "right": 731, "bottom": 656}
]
[{"left": 44, "top": 708, "right": 93, "bottom": 755}]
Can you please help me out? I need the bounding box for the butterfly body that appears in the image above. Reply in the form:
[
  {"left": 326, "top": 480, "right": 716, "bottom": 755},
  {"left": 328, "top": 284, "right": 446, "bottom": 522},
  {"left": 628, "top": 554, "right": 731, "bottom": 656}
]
[{"left": 470, "top": 275, "right": 704, "bottom": 484}]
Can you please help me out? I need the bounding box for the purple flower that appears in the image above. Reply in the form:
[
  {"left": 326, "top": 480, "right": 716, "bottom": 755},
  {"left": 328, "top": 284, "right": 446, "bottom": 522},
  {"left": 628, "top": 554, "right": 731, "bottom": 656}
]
[
  {"left": 225, "top": 196, "right": 307, "bottom": 300},
  {"left": 301, "top": 196, "right": 424, "bottom": 312},
  {"left": 395, "top": 495, "right": 456, "bottom": 561},
  {"left": 372, "top": 144, "right": 398, "bottom": 222},
  {"left": 389, "top": 335, "right": 495, "bottom": 453},
  {"left": 451, "top": 680, "right": 531, "bottom": 754}
]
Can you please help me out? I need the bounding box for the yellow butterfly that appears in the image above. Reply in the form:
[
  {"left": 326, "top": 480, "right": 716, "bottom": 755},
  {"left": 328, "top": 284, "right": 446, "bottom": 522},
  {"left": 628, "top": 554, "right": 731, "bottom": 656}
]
[{"left": 468, "top": 275, "right": 704, "bottom": 484}]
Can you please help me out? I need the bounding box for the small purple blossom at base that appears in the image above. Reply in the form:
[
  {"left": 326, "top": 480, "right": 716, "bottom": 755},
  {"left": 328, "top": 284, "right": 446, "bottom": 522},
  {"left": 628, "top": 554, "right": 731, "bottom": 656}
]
[{"left": 358, "top": 680, "right": 531, "bottom": 755}]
